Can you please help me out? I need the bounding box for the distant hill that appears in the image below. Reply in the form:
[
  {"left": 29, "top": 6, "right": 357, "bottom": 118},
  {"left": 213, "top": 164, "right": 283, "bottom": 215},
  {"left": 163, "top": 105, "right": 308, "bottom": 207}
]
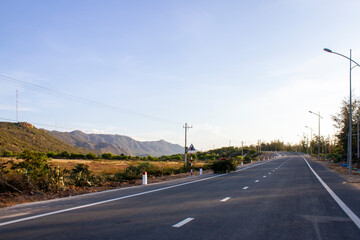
[
  {"left": 0, "top": 122, "right": 94, "bottom": 154},
  {"left": 47, "top": 130, "right": 184, "bottom": 157}
]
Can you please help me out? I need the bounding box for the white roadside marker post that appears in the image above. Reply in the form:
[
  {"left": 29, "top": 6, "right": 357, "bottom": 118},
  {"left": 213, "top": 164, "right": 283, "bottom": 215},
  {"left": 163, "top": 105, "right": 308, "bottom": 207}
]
[
  {"left": 200, "top": 168, "right": 203, "bottom": 175},
  {"left": 142, "top": 171, "right": 147, "bottom": 185},
  {"left": 241, "top": 161, "right": 243, "bottom": 166},
  {"left": 191, "top": 153, "right": 193, "bottom": 176}
]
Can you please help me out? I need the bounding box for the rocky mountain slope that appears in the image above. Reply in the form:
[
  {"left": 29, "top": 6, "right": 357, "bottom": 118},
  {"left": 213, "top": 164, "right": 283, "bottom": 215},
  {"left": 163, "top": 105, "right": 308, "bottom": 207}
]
[
  {"left": 47, "top": 130, "right": 183, "bottom": 157},
  {"left": 0, "top": 122, "right": 93, "bottom": 154}
]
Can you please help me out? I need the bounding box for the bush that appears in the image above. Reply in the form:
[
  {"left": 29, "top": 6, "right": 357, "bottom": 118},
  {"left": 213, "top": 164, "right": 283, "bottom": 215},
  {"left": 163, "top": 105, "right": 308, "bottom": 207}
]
[
  {"left": 70, "top": 163, "right": 95, "bottom": 187},
  {"left": 5, "top": 150, "right": 65, "bottom": 192},
  {"left": 211, "top": 159, "right": 236, "bottom": 173},
  {"left": 244, "top": 155, "right": 252, "bottom": 163}
]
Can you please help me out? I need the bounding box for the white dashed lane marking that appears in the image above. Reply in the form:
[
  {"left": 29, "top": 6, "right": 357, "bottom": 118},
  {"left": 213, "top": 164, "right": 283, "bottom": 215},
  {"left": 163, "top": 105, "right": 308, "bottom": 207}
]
[
  {"left": 255, "top": 180, "right": 259, "bottom": 183},
  {"left": 172, "top": 218, "right": 194, "bottom": 228},
  {"left": 243, "top": 186, "right": 249, "bottom": 190},
  {"left": 221, "top": 197, "right": 231, "bottom": 202}
]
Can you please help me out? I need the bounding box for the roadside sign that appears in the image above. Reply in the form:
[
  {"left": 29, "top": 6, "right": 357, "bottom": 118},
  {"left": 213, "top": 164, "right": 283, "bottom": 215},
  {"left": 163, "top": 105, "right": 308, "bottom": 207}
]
[{"left": 189, "top": 144, "right": 195, "bottom": 151}]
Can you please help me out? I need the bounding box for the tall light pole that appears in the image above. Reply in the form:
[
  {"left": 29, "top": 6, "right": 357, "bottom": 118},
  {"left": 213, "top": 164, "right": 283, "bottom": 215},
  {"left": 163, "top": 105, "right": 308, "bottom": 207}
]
[
  {"left": 306, "top": 126, "right": 314, "bottom": 155},
  {"left": 356, "top": 115, "right": 360, "bottom": 159},
  {"left": 324, "top": 48, "right": 360, "bottom": 175},
  {"left": 309, "top": 111, "right": 323, "bottom": 160}
]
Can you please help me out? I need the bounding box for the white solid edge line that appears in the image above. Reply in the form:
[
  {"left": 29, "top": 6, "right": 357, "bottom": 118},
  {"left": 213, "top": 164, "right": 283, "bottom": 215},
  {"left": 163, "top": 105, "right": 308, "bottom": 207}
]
[
  {"left": 220, "top": 197, "right": 231, "bottom": 202},
  {"left": 302, "top": 156, "right": 360, "bottom": 230},
  {"left": 172, "top": 217, "right": 194, "bottom": 228},
  {"left": 0, "top": 157, "right": 286, "bottom": 227}
]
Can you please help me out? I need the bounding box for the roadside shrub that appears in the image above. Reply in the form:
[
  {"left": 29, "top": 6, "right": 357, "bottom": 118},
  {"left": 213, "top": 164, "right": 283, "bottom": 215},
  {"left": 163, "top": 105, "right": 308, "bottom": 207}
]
[
  {"left": 115, "top": 165, "right": 141, "bottom": 182},
  {"left": 114, "top": 162, "right": 192, "bottom": 182},
  {"left": 70, "top": 163, "right": 95, "bottom": 187},
  {"left": 244, "top": 155, "right": 252, "bottom": 163},
  {"left": 5, "top": 150, "right": 65, "bottom": 192},
  {"left": 211, "top": 159, "right": 236, "bottom": 173}
]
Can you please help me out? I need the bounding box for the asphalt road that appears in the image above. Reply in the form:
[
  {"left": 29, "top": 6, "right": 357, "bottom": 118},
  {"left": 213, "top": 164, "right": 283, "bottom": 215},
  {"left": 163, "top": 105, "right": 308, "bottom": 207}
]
[{"left": 0, "top": 153, "right": 359, "bottom": 240}]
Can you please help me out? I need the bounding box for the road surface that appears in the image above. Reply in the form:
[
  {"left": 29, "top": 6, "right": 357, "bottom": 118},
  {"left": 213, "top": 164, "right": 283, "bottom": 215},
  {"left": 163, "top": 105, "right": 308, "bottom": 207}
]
[{"left": 0, "top": 153, "right": 359, "bottom": 239}]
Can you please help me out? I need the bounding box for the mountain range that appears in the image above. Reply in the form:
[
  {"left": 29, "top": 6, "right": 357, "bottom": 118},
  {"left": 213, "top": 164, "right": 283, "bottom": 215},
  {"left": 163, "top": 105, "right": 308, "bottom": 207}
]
[
  {"left": 47, "top": 130, "right": 184, "bottom": 157},
  {"left": 0, "top": 122, "right": 184, "bottom": 157},
  {"left": 0, "top": 122, "right": 91, "bottom": 154}
]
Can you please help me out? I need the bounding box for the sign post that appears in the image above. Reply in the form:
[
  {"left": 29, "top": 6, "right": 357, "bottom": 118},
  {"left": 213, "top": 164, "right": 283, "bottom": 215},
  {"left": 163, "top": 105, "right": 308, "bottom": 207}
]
[{"left": 189, "top": 144, "right": 195, "bottom": 175}]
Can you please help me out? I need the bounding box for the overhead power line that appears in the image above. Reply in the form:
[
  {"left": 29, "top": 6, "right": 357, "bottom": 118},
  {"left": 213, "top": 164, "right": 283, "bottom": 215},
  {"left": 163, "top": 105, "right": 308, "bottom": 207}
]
[{"left": 0, "top": 74, "right": 182, "bottom": 125}]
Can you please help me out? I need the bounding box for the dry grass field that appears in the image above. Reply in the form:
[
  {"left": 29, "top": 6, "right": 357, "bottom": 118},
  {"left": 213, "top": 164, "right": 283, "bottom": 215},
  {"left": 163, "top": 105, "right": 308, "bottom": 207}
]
[{"left": 0, "top": 157, "right": 206, "bottom": 175}]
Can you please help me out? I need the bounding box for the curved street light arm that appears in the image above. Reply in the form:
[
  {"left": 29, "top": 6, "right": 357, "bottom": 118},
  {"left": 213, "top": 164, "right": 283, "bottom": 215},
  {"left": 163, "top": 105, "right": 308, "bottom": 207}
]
[{"left": 324, "top": 48, "right": 360, "bottom": 68}]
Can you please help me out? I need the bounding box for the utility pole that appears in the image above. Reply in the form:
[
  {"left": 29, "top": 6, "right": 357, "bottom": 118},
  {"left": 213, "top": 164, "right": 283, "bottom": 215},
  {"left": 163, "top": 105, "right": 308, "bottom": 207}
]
[
  {"left": 183, "top": 123, "right": 192, "bottom": 166},
  {"left": 16, "top": 90, "right": 19, "bottom": 122}
]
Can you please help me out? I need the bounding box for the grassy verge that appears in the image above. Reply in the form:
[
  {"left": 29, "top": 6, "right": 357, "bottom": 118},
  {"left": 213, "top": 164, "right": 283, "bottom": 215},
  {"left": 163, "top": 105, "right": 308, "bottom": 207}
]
[{"left": 0, "top": 153, "right": 208, "bottom": 208}]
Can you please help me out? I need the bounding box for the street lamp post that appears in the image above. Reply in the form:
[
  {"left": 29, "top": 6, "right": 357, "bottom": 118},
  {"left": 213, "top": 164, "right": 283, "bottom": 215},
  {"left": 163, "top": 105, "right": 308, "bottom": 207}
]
[
  {"left": 356, "top": 115, "right": 360, "bottom": 159},
  {"left": 305, "top": 126, "right": 314, "bottom": 155},
  {"left": 324, "top": 48, "right": 360, "bottom": 175},
  {"left": 309, "top": 111, "right": 323, "bottom": 161}
]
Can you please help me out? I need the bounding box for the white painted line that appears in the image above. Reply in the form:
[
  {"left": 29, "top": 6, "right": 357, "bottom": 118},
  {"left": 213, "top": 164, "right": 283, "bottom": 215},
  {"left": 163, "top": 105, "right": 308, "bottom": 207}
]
[
  {"left": 0, "top": 174, "right": 224, "bottom": 227},
  {"left": 255, "top": 180, "right": 259, "bottom": 183},
  {"left": 263, "top": 176, "right": 266, "bottom": 178},
  {"left": 243, "top": 186, "right": 249, "bottom": 190},
  {"left": 0, "top": 156, "right": 285, "bottom": 228},
  {"left": 302, "top": 156, "right": 360, "bottom": 230},
  {"left": 172, "top": 217, "right": 194, "bottom": 228},
  {"left": 221, "top": 197, "right": 231, "bottom": 202}
]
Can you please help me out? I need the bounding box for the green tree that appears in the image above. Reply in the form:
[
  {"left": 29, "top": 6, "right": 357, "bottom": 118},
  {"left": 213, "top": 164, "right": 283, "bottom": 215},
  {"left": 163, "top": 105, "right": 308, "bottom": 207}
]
[
  {"left": 86, "top": 153, "right": 97, "bottom": 159},
  {"left": 332, "top": 97, "right": 360, "bottom": 162},
  {"left": 102, "top": 153, "right": 113, "bottom": 159}
]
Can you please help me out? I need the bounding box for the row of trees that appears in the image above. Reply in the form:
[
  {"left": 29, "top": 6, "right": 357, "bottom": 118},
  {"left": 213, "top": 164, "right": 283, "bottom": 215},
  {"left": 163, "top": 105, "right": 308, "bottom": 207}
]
[
  {"left": 274, "top": 97, "right": 360, "bottom": 163},
  {"left": 1, "top": 150, "right": 184, "bottom": 162}
]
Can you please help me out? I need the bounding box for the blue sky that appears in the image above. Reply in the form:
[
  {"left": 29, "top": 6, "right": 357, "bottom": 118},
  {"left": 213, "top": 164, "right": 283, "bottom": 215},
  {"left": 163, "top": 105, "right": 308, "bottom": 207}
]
[{"left": 1, "top": 0, "right": 360, "bottom": 150}]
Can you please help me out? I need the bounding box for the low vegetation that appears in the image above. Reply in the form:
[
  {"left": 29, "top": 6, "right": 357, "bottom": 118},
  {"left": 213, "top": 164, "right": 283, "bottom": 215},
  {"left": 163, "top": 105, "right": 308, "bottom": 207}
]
[
  {"left": 210, "top": 159, "right": 237, "bottom": 173},
  {"left": 0, "top": 146, "right": 262, "bottom": 207}
]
